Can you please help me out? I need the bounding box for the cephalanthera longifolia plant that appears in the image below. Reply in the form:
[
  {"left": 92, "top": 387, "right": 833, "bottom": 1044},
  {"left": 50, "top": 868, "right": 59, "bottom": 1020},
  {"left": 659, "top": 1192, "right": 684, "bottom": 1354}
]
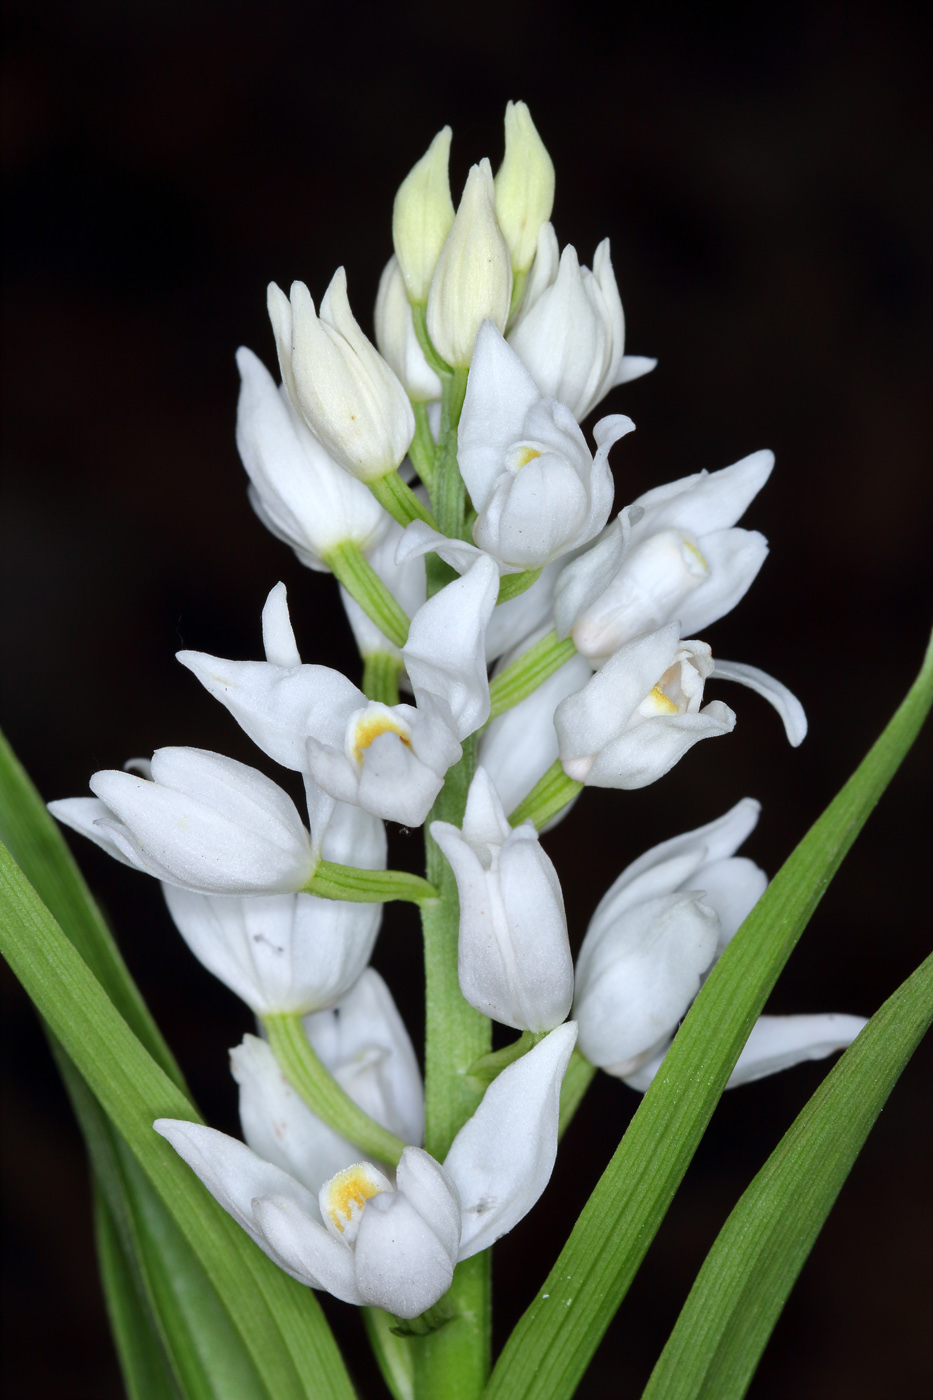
[{"left": 2, "top": 102, "right": 930, "bottom": 1400}]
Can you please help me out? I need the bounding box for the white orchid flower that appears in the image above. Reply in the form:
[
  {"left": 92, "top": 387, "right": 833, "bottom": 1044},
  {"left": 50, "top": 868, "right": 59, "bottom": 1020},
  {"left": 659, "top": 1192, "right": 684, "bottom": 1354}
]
[
  {"left": 431, "top": 768, "right": 573, "bottom": 1032},
  {"left": 180, "top": 567, "right": 496, "bottom": 829},
  {"left": 156, "top": 1024, "right": 576, "bottom": 1318},
  {"left": 160, "top": 799, "right": 386, "bottom": 1015},
  {"left": 374, "top": 256, "right": 442, "bottom": 403},
  {"left": 234, "top": 969, "right": 424, "bottom": 1192},
  {"left": 268, "top": 269, "right": 414, "bottom": 482},
  {"left": 427, "top": 160, "right": 513, "bottom": 368},
  {"left": 234, "top": 346, "right": 389, "bottom": 574},
  {"left": 573, "top": 799, "right": 767, "bottom": 1075},
  {"left": 507, "top": 223, "right": 655, "bottom": 420},
  {"left": 49, "top": 747, "right": 315, "bottom": 897},
  {"left": 554, "top": 450, "right": 774, "bottom": 660},
  {"left": 554, "top": 624, "right": 736, "bottom": 789},
  {"left": 457, "top": 321, "right": 633, "bottom": 572},
  {"left": 624, "top": 1013, "right": 868, "bottom": 1092}
]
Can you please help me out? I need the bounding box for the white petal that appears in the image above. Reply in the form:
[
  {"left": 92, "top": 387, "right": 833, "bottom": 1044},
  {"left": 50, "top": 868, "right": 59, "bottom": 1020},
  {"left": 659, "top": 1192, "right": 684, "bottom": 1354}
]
[
  {"left": 614, "top": 355, "right": 657, "bottom": 385},
  {"left": 674, "top": 529, "right": 769, "bottom": 637},
  {"left": 458, "top": 321, "right": 541, "bottom": 510},
  {"left": 396, "top": 520, "right": 490, "bottom": 578},
  {"left": 727, "top": 1013, "right": 867, "bottom": 1087},
  {"left": 633, "top": 451, "right": 774, "bottom": 538},
  {"left": 48, "top": 797, "right": 147, "bottom": 871},
  {"left": 353, "top": 1190, "right": 455, "bottom": 1318},
  {"left": 695, "top": 856, "right": 768, "bottom": 949},
  {"left": 446, "top": 1022, "right": 577, "bottom": 1260},
  {"left": 403, "top": 555, "right": 498, "bottom": 738},
  {"left": 261, "top": 582, "right": 302, "bottom": 668},
  {"left": 712, "top": 659, "right": 808, "bottom": 747},
  {"left": 396, "top": 1147, "right": 462, "bottom": 1264},
  {"left": 602, "top": 797, "right": 762, "bottom": 898},
  {"left": 253, "top": 1194, "right": 362, "bottom": 1299},
  {"left": 585, "top": 703, "right": 736, "bottom": 789}
]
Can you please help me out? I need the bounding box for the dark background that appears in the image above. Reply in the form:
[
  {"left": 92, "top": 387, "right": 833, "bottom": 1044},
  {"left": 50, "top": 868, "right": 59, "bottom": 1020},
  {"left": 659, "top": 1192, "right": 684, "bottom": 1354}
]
[{"left": 2, "top": 2, "right": 931, "bottom": 1396}]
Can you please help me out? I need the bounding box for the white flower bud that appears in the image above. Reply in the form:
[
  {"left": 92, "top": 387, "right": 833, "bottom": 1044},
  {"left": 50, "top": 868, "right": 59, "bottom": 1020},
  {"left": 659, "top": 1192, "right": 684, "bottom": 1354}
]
[
  {"left": 268, "top": 269, "right": 414, "bottom": 482},
  {"left": 493, "top": 101, "right": 555, "bottom": 275},
  {"left": 374, "top": 256, "right": 442, "bottom": 402},
  {"left": 427, "top": 161, "right": 513, "bottom": 368},
  {"left": 392, "top": 126, "right": 455, "bottom": 304}
]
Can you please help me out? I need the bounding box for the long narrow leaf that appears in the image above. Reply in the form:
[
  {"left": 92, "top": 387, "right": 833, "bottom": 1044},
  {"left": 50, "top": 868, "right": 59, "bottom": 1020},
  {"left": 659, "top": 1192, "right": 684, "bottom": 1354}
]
[
  {"left": 642, "top": 950, "right": 933, "bottom": 1400},
  {"left": 484, "top": 631, "right": 933, "bottom": 1400},
  {"left": 0, "top": 843, "right": 357, "bottom": 1400},
  {"left": 0, "top": 726, "right": 186, "bottom": 1091}
]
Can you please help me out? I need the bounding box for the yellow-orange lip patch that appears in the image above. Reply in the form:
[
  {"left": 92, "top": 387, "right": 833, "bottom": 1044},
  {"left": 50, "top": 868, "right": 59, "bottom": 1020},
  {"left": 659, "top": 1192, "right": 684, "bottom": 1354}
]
[
  {"left": 350, "top": 712, "right": 412, "bottom": 766},
  {"left": 323, "top": 1165, "right": 387, "bottom": 1233}
]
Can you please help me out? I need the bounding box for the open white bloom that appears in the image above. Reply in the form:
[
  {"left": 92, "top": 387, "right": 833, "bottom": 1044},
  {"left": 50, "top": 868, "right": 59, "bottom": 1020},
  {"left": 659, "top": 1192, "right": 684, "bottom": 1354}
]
[
  {"left": 234, "top": 969, "right": 424, "bottom": 1191},
  {"left": 180, "top": 568, "right": 496, "bottom": 828},
  {"left": 156, "top": 1024, "right": 576, "bottom": 1318},
  {"left": 50, "top": 748, "right": 315, "bottom": 896},
  {"left": 458, "top": 321, "right": 633, "bottom": 571},
  {"left": 431, "top": 768, "right": 573, "bottom": 1032},
  {"left": 624, "top": 1013, "right": 868, "bottom": 1092},
  {"left": 234, "top": 346, "right": 389, "bottom": 573},
  {"left": 160, "top": 800, "right": 386, "bottom": 1015},
  {"left": 268, "top": 269, "right": 414, "bottom": 482},
  {"left": 493, "top": 100, "right": 555, "bottom": 276},
  {"left": 554, "top": 450, "right": 774, "bottom": 659},
  {"left": 392, "top": 125, "right": 455, "bottom": 304},
  {"left": 573, "top": 799, "right": 767, "bottom": 1074},
  {"left": 374, "top": 257, "right": 442, "bottom": 403},
  {"left": 427, "top": 161, "right": 513, "bottom": 368},
  {"left": 554, "top": 624, "right": 736, "bottom": 788},
  {"left": 507, "top": 223, "right": 655, "bottom": 421}
]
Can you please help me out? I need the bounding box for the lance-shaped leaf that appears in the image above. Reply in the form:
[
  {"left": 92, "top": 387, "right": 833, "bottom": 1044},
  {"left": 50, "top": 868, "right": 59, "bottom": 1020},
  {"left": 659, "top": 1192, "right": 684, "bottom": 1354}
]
[
  {"left": 641, "top": 949, "right": 933, "bottom": 1400},
  {"left": 483, "top": 630, "right": 933, "bottom": 1400}
]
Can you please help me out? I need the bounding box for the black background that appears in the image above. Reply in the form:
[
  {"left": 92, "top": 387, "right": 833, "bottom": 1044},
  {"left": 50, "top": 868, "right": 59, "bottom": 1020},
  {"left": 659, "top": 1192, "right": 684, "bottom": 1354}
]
[{"left": 2, "top": 2, "right": 931, "bottom": 1396}]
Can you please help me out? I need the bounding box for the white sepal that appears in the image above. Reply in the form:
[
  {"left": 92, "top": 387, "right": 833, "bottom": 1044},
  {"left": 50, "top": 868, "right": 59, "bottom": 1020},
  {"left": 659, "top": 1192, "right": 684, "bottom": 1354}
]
[
  {"left": 445, "top": 1022, "right": 577, "bottom": 1259},
  {"left": 51, "top": 748, "right": 316, "bottom": 896},
  {"left": 711, "top": 658, "right": 808, "bottom": 747},
  {"left": 235, "top": 346, "right": 388, "bottom": 571},
  {"left": 427, "top": 161, "right": 513, "bottom": 368},
  {"left": 402, "top": 554, "right": 499, "bottom": 739},
  {"left": 458, "top": 321, "right": 632, "bottom": 571},
  {"left": 374, "top": 257, "right": 442, "bottom": 402},
  {"left": 554, "top": 624, "right": 735, "bottom": 789},
  {"left": 431, "top": 768, "right": 573, "bottom": 1031},
  {"left": 269, "top": 269, "right": 414, "bottom": 482}
]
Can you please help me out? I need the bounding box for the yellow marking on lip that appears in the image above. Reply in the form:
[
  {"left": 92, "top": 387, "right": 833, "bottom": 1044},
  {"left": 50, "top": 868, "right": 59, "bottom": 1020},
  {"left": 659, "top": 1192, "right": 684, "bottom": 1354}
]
[
  {"left": 513, "top": 446, "right": 542, "bottom": 469},
  {"left": 646, "top": 684, "right": 679, "bottom": 715},
  {"left": 324, "top": 1166, "right": 385, "bottom": 1233},
  {"left": 351, "top": 713, "right": 412, "bottom": 765},
  {"left": 683, "top": 539, "right": 709, "bottom": 570}
]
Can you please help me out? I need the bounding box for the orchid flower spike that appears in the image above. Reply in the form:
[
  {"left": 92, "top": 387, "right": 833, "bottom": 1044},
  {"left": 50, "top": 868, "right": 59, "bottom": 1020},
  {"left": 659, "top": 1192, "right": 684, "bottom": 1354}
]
[
  {"left": 573, "top": 798, "right": 768, "bottom": 1075},
  {"left": 234, "top": 346, "right": 389, "bottom": 573},
  {"left": 268, "top": 269, "right": 414, "bottom": 482},
  {"left": 431, "top": 767, "right": 574, "bottom": 1032},
  {"left": 457, "top": 321, "right": 634, "bottom": 572},
  {"left": 507, "top": 223, "right": 655, "bottom": 420},
  {"left": 156, "top": 1024, "right": 576, "bottom": 1318},
  {"left": 554, "top": 450, "right": 775, "bottom": 661},
  {"left": 160, "top": 799, "right": 386, "bottom": 1016},
  {"left": 554, "top": 624, "right": 736, "bottom": 789},
  {"left": 234, "top": 969, "right": 424, "bottom": 1194},
  {"left": 49, "top": 748, "right": 316, "bottom": 897},
  {"left": 179, "top": 570, "right": 497, "bottom": 829}
]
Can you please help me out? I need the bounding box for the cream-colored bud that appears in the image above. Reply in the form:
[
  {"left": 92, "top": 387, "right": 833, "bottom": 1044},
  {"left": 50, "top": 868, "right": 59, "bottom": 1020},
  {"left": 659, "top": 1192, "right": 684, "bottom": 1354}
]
[
  {"left": 374, "top": 256, "right": 442, "bottom": 402},
  {"left": 392, "top": 127, "right": 456, "bottom": 304},
  {"left": 493, "top": 101, "right": 555, "bottom": 275},
  {"left": 426, "top": 160, "right": 513, "bottom": 369}
]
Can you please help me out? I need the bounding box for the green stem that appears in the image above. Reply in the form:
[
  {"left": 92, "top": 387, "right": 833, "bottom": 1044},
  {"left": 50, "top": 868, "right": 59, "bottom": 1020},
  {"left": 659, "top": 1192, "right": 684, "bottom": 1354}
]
[
  {"left": 508, "top": 267, "right": 528, "bottom": 320},
  {"left": 325, "top": 541, "right": 410, "bottom": 648},
  {"left": 412, "top": 303, "right": 454, "bottom": 379},
  {"left": 369, "top": 471, "right": 438, "bottom": 530},
  {"left": 430, "top": 368, "right": 470, "bottom": 549},
  {"left": 362, "top": 652, "right": 402, "bottom": 705},
  {"left": 411, "top": 1253, "right": 490, "bottom": 1400},
  {"left": 496, "top": 568, "right": 541, "bottom": 605},
  {"left": 488, "top": 631, "right": 577, "bottom": 721},
  {"left": 467, "top": 1030, "right": 546, "bottom": 1087},
  {"left": 304, "top": 860, "right": 437, "bottom": 905},
  {"left": 409, "top": 400, "right": 438, "bottom": 493},
  {"left": 264, "top": 1015, "right": 405, "bottom": 1166},
  {"left": 508, "top": 760, "right": 584, "bottom": 830}
]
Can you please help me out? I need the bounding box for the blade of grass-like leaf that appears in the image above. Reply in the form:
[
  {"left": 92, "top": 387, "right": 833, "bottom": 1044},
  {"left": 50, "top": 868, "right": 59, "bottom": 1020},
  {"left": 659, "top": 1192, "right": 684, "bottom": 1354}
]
[
  {"left": 484, "top": 630, "right": 933, "bottom": 1400},
  {"left": 53, "top": 1039, "right": 271, "bottom": 1400},
  {"left": 95, "top": 1180, "right": 182, "bottom": 1400},
  {"left": 642, "top": 950, "right": 933, "bottom": 1400},
  {"left": 0, "top": 843, "right": 357, "bottom": 1400},
  {"left": 0, "top": 726, "right": 186, "bottom": 1091}
]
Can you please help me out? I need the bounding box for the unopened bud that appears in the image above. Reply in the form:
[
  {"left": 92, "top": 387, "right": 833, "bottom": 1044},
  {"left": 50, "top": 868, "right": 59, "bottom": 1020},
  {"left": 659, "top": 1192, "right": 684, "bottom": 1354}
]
[
  {"left": 392, "top": 127, "right": 456, "bottom": 304},
  {"left": 426, "top": 160, "right": 512, "bottom": 369},
  {"left": 494, "top": 101, "right": 555, "bottom": 275}
]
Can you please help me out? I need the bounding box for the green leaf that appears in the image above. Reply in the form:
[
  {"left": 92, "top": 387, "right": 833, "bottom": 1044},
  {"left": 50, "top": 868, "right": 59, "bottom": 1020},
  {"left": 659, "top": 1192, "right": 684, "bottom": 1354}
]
[
  {"left": 0, "top": 725, "right": 186, "bottom": 1092},
  {"left": 642, "top": 950, "right": 933, "bottom": 1400},
  {"left": 0, "top": 843, "right": 357, "bottom": 1400},
  {"left": 484, "top": 630, "right": 933, "bottom": 1400}
]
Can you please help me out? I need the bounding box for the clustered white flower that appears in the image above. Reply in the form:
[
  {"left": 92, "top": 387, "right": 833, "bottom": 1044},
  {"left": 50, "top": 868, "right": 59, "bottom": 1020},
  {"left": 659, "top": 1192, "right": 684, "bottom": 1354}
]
[{"left": 49, "top": 103, "right": 865, "bottom": 1324}]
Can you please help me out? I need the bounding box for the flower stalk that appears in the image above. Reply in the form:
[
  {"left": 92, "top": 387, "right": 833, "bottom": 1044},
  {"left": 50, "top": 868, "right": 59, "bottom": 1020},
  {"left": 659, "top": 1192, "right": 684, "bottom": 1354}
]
[{"left": 325, "top": 539, "right": 411, "bottom": 647}]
